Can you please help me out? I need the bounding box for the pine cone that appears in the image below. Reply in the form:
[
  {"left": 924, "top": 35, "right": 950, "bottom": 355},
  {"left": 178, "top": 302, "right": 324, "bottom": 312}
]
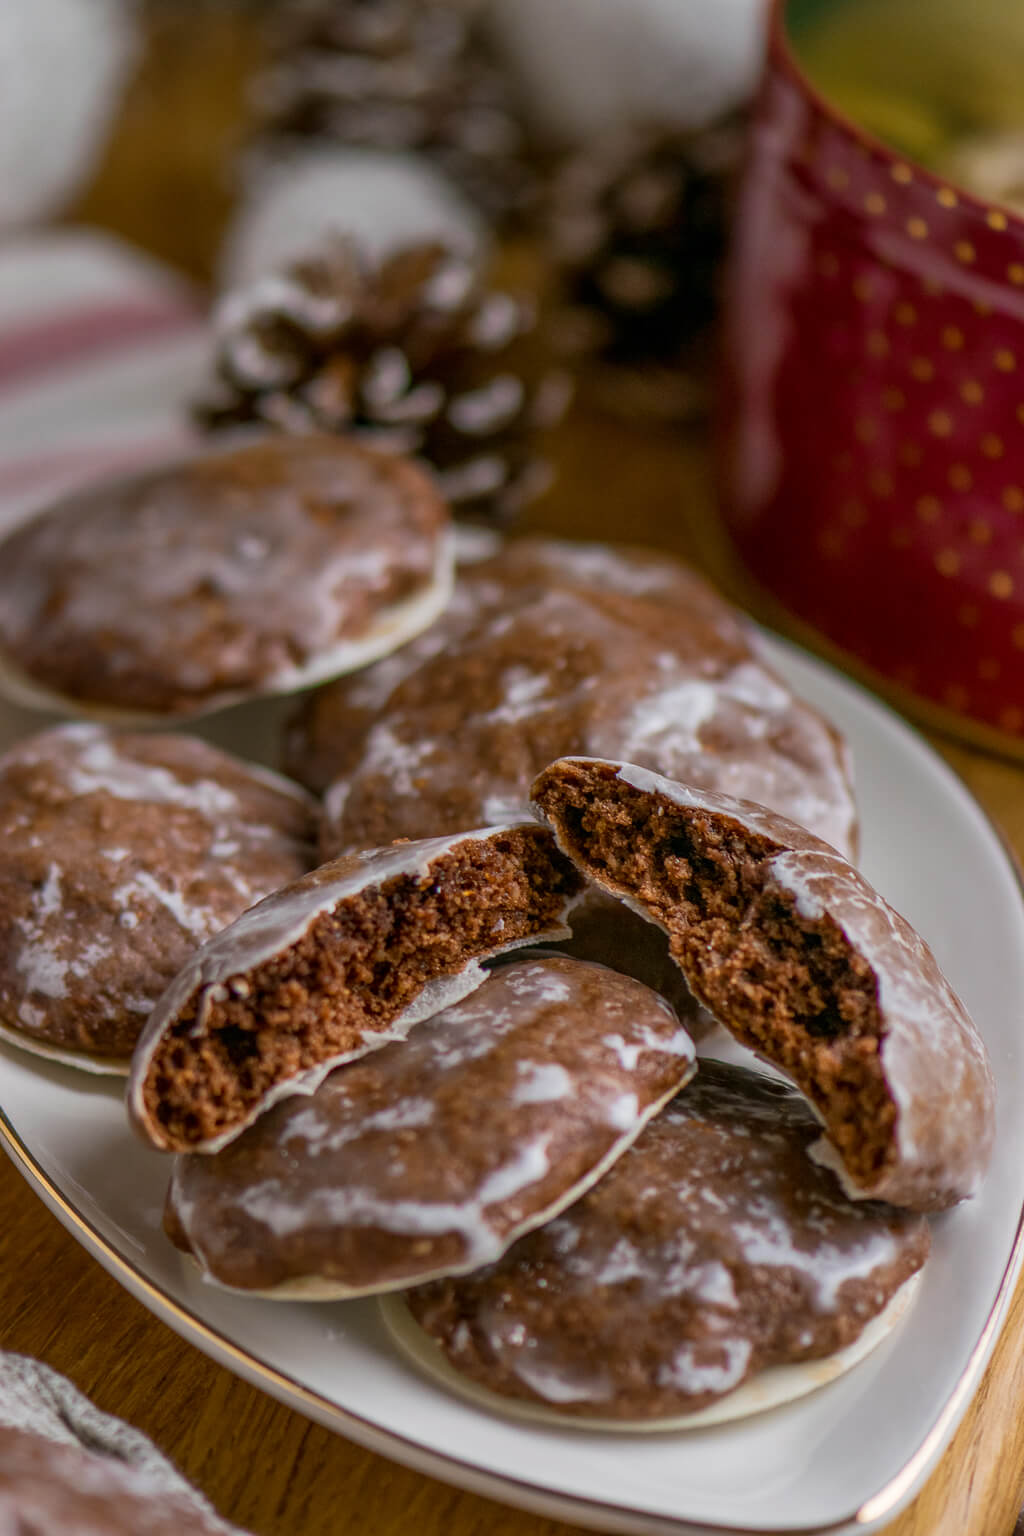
[
  {"left": 251, "top": 0, "right": 536, "bottom": 229},
  {"left": 196, "top": 238, "right": 570, "bottom": 525},
  {"left": 548, "top": 117, "right": 747, "bottom": 419}
]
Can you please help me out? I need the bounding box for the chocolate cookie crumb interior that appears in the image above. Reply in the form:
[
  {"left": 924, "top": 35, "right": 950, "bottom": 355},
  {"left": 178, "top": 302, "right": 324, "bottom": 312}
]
[
  {"left": 143, "top": 828, "right": 581, "bottom": 1149},
  {"left": 534, "top": 763, "right": 895, "bottom": 1190}
]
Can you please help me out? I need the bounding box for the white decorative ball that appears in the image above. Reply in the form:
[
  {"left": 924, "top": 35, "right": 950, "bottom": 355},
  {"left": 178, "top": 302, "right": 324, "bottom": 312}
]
[
  {"left": 484, "top": 0, "right": 765, "bottom": 148},
  {"left": 0, "top": 0, "right": 137, "bottom": 231},
  {"left": 219, "top": 147, "right": 488, "bottom": 292}
]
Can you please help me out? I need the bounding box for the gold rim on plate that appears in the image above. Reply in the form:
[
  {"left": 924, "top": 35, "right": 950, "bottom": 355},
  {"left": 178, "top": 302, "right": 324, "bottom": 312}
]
[{"left": 2, "top": 1065, "right": 1023, "bottom": 1535}]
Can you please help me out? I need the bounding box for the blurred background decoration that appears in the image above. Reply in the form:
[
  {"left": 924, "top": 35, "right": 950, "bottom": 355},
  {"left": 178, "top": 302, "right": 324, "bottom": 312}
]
[
  {"left": 16, "top": 0, "right": 1024, "bottom": 746},
  {"left": 545, "top": 115, "right": 747, "bottom": 423},
  {"left": 719, "top": 0, "right": 1024, "bottom": 755},
  {"left": 0, "top": 0, "right": 138, "bottom": 234},
  {"left": 793, "top": 0, "right": 1024, "bottom": 210},
  {"left": 248, "top": 0, "right": 538, "bottom": 232},
  {"left": 51, "top": 0, "right": 764, "bottom": 439},
  {"left": 8, "top": 0, "right": 1024, "bottom": 565},
  {"left": 68, "top": 0, "right": 265, "bottom": 281},
  {"left": 196, "top": 236, "right": 570, "bottom": 526}
]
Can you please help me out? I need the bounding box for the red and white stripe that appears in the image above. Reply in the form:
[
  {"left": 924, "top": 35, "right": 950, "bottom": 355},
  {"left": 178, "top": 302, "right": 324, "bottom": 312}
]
[{"left": 0, "top": 228, "right": 209, "bottom": 534}]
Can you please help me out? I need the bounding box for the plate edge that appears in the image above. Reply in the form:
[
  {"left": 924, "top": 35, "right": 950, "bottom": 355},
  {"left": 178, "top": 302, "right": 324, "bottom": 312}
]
[
  {"left": 2, "top": 1093, "right": 1022, "bottom": 1536},
  {"left": 2, "top": 640, "right": 1024, "bottom": 1533}
]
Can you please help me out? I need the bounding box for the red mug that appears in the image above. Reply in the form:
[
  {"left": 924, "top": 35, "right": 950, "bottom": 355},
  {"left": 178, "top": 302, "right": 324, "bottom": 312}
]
[{"left": 718, "top": 0, "right": 1024, "bottom": 754}]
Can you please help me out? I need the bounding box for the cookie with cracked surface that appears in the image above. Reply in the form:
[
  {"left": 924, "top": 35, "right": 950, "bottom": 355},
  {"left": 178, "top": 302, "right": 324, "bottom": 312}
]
[
  {"left": 164, "top": 954, "right": 696, "bottom": 1297},
  {"left": 129, "top": 822, "right": 585, "bottom": 1153},
  {"left": 0, "top": 434, "right": 453, "bottom": 720},
  {"left": 290, "top": 537, "right": 858, "bottom": 864},
  {"left": 403, "top": 1059, "right": 930, "bottom": 1422},
  {"left": 0, "top": 724, "right": 316, "bottom": 1072},
  {"left": 531, "top": 757, "right": 995, "bottom": 1211}
]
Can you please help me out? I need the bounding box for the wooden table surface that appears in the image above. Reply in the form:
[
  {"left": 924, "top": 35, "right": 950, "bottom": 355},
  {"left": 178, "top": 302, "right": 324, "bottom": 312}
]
[{"left": 4, "top": 9, "right": 1024, "bottom": 1535}]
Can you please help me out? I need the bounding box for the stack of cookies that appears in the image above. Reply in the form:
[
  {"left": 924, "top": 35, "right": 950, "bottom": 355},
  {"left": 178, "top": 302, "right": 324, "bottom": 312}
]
[{"left": 0, "top": 434, "right": 994, "bottom": 1427}]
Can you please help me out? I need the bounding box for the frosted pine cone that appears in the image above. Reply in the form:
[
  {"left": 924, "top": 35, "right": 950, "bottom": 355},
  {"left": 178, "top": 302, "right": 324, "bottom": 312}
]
[
  {"left": 251, "top": 0, "right": 536, "bottom": 229},
  {"left": 548, "top": 117, "right": 747, "bottom": 418},
  {"left": 196, "top": 237, "right": 570, "bottom": 524}
]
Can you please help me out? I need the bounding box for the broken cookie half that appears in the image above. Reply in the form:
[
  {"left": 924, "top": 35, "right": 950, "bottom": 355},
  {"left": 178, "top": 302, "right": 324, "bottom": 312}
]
[
  {"left": 129, "top": 822, "right": 584, "bottom": 1153},
  {"left": 531, "top": 757, "right": 994, "bottom": 1212}
]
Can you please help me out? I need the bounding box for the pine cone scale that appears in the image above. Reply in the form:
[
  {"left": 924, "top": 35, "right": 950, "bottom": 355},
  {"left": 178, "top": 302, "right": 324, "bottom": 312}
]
[
  {"left": 196, "top": 238, "right": 567, "bottom": 525},
  {"left": 547, "top": 115, "right": 748, "bottom": 417},
  {"left": 251, "top": 0, "right": 538, "bottom": 229}
]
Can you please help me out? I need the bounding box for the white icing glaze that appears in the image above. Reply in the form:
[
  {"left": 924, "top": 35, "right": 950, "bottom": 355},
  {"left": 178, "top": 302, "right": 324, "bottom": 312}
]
[
  {"left": 168, "top": 956, "right": 698, "bottom": 1293},
  {"left": 0, "top": 516, "right": 456, "bottom": 724},
  {"left": 657, "top": 1338, "right": 752, "bottom": 1397},
  {"left": 535, "top": 1155, "right": 907, "bottom": 1318},
  {"left": 515, "top": 541, "right": 700, "bottom": 598},
  {"left": 452, "top": 525, "right": 503, "bottom": 565},
  {"left": 479, "top": 665, "right": 551, "bottom": 726},
  {"left": 725, "top": 1215, "right": 897, "bottom": 1311},
  {"left": 511, "top": 1062, "right": 573, "bottom": 1104},
  {"left": 282, "top": 1096, "right": 438, "bottom": 1156},
  {"left": 4, "top": 726, "right": 310, "bottom": 825},
  {"left": 593, "top": 1237, "right": 645, "bottom": 1286},
  {"left": 511, "top": 1355, "right": 611, "bottom": 1405},
  {"left": 0, "top": 724, "right": 316, "bottom": 1069},
  {"left": 600, "top": 1022, "right": 693, "bottom": 1071},
  {"left": 227, "top": 1137, "right": 553, "bottom": 1267},
  {"left": 324, "top": 537, "right": 858, "bottom": 861},
  {"left": 111, "top": 871, "right": 216, "bottom": 940},
  {"left": 402, "top": 1062, "right": 929, "bottom": 1413},
  {"left": 765, "top": 845, "right": 993, "bottom": 1199},
  {"left": 14, "top": 865, "right": 71, "bottom": 1001},
  {"left": 606, "top": 1092, "right": 640, "bottom": 1130},
  {"left": 20, "top": 724, "right": 241, "bottom": 813},
  {"left": 807, "top": 1137, "right": 873, "bottom": 1203},
  {"left": 594, "top": 654, "right": 856, "bottom": 861},
  {"left": 540, "top": 758, "right": 995, "bottom": 1210}
]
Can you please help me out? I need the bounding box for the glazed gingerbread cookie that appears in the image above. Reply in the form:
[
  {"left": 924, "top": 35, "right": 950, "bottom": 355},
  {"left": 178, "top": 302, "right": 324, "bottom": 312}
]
[
  {"left": 0, "top": 434, "right": 453, "bottom": 719},
  {"left": 164, "top": 955, "right": 697, "bottom": 1296},
  {"left": 531, "top": 757, "right": 995, "bottom": 1211},
  {"left": 0, "top": 724, "right": 316, "bottom": 1072},
  {"left": 129, "top": 823, "right": 584, "bottom": 1152},
  {"left": 291, "top": 537, "right": 857, "bottom": 861},
  {"left": 402, "top": 1060, "right": 930, "bottom": 1423}
]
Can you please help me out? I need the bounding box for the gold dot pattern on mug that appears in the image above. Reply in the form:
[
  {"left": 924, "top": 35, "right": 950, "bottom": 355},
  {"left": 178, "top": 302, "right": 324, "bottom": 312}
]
[{"left": 722, "top": 76, "right": 1024, "bottom": 743}]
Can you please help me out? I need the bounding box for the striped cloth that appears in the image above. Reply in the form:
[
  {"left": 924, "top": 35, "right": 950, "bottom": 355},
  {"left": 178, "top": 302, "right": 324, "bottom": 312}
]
[{"left": 0, "top": 228, "right": 208, "bottom": 534}]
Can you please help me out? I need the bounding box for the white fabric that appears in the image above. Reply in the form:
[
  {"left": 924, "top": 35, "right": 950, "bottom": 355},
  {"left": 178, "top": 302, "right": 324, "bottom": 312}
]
[
  {"left": 220, "top": 147, "right": 486, "bottom": 293},
  {"left": 0, "top": 0, "right": 137, "bottom": 229},
  {"left": 485, "top": 0, "right": 765, "bottom": 147}
]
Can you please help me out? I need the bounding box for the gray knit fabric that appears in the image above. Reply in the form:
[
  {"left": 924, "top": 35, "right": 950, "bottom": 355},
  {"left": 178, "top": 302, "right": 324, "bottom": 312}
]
[{"left": 0, "top": 1352, "right": 244, "bottom": 1532}]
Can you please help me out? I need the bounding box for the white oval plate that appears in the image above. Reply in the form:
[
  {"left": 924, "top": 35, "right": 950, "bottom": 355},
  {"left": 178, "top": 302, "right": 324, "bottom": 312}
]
[{"left": 1, "top": 633, "right": 1023, "bottom": 1536}]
